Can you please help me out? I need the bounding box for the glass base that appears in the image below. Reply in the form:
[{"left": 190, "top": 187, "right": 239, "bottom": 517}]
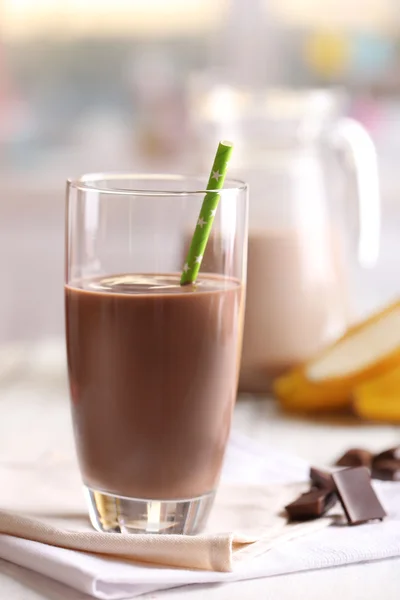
[{"left": 85, "top": 486, "right": 216, "bottom": 535}]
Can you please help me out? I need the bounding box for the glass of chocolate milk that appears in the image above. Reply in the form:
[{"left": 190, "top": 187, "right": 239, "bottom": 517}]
[{"left": 65, "top": 174, "right": 248, "bottom": 534}]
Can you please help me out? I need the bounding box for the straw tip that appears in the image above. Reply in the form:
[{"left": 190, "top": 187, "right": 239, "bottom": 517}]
[{"left": 220, "top": 140, "right": 234, "bottom": 148}]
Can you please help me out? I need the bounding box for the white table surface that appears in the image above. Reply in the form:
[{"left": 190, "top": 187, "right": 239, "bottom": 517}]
[{"left": 1, "top": 339, "right": 400, "bottom": 599}]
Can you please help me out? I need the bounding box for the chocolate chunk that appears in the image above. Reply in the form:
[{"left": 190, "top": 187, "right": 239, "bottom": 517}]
[
  {"left": 374, "top": 446, "right": 400, "bottom": 462},
  {"left": 332, "top": 466, "right": 387, "bottom": 525},
  {"left": 285, "top": 488, "right": 337, "bottom": 521},
  {"left": 310, "top": 467, "right": 335, "bottom": 491},
  {"left": 335, "top": 448, "right": 373, "bottom": 469},
  {"left": 372, "top": 458, "right": 400, "bottom": 481}
]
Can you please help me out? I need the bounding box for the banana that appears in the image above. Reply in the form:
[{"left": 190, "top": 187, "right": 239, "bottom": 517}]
[
  {"left": 353, "top": 365, "right": 400, "bottom": 422},
  {"left": 273, "top": 301, "right": 400, "bottom": 412}
]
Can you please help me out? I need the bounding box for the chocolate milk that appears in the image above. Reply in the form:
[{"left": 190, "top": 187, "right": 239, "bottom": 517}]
[
  {"left": 65, "top": 274, "right": 242, "bottom": 500},
  {"left": 239, "top": 229, "right": 349, "bottom": 393}
]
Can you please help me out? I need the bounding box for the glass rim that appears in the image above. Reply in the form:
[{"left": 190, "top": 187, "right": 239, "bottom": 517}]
[{"left": 67, "top": 172, "right": 248, "bottom": 196}]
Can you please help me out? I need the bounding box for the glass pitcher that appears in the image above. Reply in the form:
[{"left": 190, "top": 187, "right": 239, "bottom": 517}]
[{"left": 190, "top": 86, "right": 380, "bottom": 393}]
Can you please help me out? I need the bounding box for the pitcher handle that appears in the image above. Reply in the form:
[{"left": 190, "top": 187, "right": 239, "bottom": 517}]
[{"left": 330, "top": 118, "right": 381, "bottom": 268}]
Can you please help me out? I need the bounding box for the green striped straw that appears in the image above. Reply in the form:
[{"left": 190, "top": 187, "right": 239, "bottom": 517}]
[{"left": 180, "top": 140, "right": 233, "bottom": 285}]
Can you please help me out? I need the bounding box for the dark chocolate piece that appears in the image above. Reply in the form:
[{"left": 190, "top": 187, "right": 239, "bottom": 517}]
[
  {"left": 285, "top": 488, "right": 337, "bottom": 521},
  {"left": 372, "top": 458, "right": 400, "bottom": 481},
  {"left": 335, "top": 448, "right": 373, "bottom": 469},
  {"left": 374, "top": 446, "right": 400, "bottom": 462},
  {"left": 310, "top": 467, "right": 335, "bottom": 491},
  {"left": 332, "top": 466, "right": 387, "bottom": 525}
]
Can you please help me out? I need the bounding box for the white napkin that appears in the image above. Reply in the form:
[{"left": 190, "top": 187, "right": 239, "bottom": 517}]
[{"left": 1, "top": 433, "right": 400, "bottom": 599}]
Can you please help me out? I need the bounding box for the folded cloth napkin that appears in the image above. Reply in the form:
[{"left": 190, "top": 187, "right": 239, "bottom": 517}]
[
  {"left": 1, "top": 433, "right": 400, "bottom": 599},
  {"left": 0, "top": 484, "right": 328, "bottom": 573}
]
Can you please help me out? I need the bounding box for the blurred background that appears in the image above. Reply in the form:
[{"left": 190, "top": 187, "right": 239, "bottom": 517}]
[{"left": 1, "top": 0, "right": 400, "bottom": 343}]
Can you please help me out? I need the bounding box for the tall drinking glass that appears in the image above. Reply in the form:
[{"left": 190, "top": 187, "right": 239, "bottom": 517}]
[{"left": 65, "top": 174, "right": 248, "bottom": 534}]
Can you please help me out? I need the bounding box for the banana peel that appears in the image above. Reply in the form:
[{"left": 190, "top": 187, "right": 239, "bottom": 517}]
[
  {"left": 273, "top": 300, "right": 400, "bottom": 412},
  {"left": 274, "top": 368, "right": 352, "bottom": 412},
  {"left": 353, "top": 365, "right": 400, "bottom": 422}
]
